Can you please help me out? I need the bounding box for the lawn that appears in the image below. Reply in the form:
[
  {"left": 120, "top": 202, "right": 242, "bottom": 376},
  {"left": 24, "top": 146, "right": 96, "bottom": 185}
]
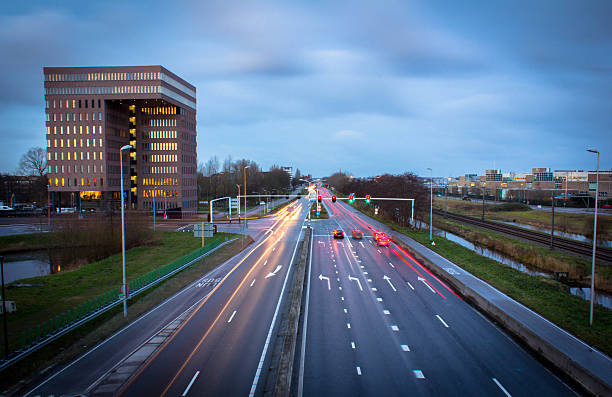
[{"left": 2, "top": 231, "right": 237, "bottom": 352}]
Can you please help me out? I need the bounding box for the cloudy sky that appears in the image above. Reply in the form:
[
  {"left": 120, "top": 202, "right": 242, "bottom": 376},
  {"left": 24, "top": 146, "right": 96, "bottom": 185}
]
[{"left": 1, "top": 0, "right": 610, "bottom": 178}]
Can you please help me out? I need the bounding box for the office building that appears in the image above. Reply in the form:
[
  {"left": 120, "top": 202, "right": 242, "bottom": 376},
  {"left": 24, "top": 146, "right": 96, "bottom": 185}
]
[{"left": 44, "top": 66, "right": 197, "bottom": 215}]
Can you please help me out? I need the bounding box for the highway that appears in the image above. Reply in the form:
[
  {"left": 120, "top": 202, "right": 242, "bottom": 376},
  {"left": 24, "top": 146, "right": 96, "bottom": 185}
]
[
  {"left": 25, "top": 200, "right": 308, "bottom": 397},
  {"left": 299, "top": 189, "right": 576, "bottom": 396}
]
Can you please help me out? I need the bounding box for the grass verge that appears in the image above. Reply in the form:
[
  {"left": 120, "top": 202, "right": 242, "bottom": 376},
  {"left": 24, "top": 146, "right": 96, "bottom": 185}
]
[
  {"left": 2, "top": 235, "right": 251, "bottom": 395},
  {"left": 351, "top": 203, "right": 612, "bottom": 356},
  {"left": 2, "top": 231, "right": 238, "bottom": 354},
  {"left": 309, "top": 202, "right": 329, "bottom": 219}
]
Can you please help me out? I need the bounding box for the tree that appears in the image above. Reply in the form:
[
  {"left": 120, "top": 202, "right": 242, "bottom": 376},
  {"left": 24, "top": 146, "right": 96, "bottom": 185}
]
[{"left": 19, "top": 147, "right": 47, "bottom": 176}]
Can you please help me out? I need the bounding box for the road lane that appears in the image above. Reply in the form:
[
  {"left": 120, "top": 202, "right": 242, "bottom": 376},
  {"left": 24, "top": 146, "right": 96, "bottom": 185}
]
[
  {"left": 300, "top": 191, "right": 575, "bottom": 396},
  {"left": 120, "top": 201, "right": 308, "bottom": 396}
]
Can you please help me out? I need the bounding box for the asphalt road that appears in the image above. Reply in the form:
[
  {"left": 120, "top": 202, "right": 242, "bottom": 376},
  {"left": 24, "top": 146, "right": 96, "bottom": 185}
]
[
  {"left": 24, "top": 199, "right": 308, "bottom": 397},
  {"left": 299, "top": 190, "right": 576, "bottom": 396}
]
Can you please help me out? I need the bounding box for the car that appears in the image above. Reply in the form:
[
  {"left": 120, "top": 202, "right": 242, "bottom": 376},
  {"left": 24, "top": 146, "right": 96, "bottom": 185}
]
[
  {"left": 462, "top": 196, "right": 471, "bottom": 201},
  {"left": 377, "top": 236, "right": 390, "bottom": 246},
  {"left": 602, "top": 204, "right": 612, "bottom": 209},
  {"left": 373, "top": 231, "right": 386, "bottom": 242},
  {"left": 352, "top": 230, "right": 363, "bottom": 239},
  {"left": 333, "top": 229, "right": 344, "bottom": 239}
]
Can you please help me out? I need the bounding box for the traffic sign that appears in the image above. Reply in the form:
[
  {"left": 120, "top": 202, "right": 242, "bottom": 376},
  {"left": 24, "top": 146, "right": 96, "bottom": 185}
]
[
  {"left": 194, "top": 222, "right": 214, "bottom": 237},
  {"left": 230, "top": 198, "right": 239, "bottom": 209}
]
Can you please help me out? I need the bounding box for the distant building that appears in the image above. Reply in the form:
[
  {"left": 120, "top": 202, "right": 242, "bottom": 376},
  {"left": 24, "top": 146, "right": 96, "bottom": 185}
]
[
  {"left": 281, "top": 166, "right": 293, "bottom": 178},
  {"left": 485, "top": 169, "right": 502, "bottom": 182},
  {"left": 532, "top": 167, "right": 553, "bottom": 182},
  {"left": 44, "top": 66, "right": 197, "bottom": 215}
]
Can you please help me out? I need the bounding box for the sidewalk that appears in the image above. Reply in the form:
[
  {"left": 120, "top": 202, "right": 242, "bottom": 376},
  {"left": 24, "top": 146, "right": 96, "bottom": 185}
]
[{"left": 349, "top": 210, "right": 612, "bottom": 396}]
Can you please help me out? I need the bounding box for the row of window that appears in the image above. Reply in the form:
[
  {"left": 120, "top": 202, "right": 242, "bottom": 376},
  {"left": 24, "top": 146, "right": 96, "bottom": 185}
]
[
  {"left": 47, "top": 125, "right": 103, "bottom": 135},
  {"left": 46, "top": 99, "right": 102, "bottom": 109},
  {"left": 50, "top": 176, "right": 103, "bottom": 187},
  {"left": 47, "top": 112, "right": 102, "bottom": 122},
  {"left": 151, "top": 154, "right": 178, "bottom": 163},
  {"left": 48, "top": 150, "right": 103, "bottom": 162},
  {"left": 150, "top": 119, "right": 177, "bottom": 127},
  {"left": 46, "top": 85, "right": 160, "bottom": 96},
  {"left": 148, "top": 142, "right": 177, "bottom": 151},
  {"left": 50, "top": 163, "right": 103, "bottom": 175},
  {"left": 141, "top": 106, "right": 177, "bottom": 115},
  {"left": 48, "top": 138, "right": 103, "bottom": 149},
  {"left": 142, "top": 177, "right": 178, "bottom": 186},
  {"left": 46, "top": 71, "right": 161, "bottom": 82},
  {"left": 145, "top": 130, "right": 177, "bottom": 139},
  {"left": 145, "top": 166, "right": 178, "bottom": 175},
  {"left": 143, "top": 189, "right": 179, "bottom": 198}
]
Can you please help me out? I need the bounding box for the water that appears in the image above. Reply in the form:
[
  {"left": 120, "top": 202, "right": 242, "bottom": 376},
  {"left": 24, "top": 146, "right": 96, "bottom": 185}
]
[
  {"left": 432, "top": 228, "right": 612, "bottom": 310},
  {"left": 569, "top": 288, "right": 612, "bottom": 310},
  {"left": 500, "top": 221, "right": 612, "bottom": 248},
  {"left": 1, "top": 251, "right": 51, "bottom": 283}
]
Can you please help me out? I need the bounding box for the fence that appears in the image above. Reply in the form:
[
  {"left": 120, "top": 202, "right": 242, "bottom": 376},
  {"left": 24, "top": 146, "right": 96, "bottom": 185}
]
[{"left": 1, "top": 237, "right": 234, "bottom": 371}]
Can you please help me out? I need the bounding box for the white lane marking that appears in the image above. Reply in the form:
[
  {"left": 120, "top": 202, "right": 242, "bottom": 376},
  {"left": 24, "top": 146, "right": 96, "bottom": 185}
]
[
  {"left": 182, "top": 370, "right": 200, "bottom": 396},
  {"left": 391, "top": 325, "right": 399, "bottom": 331},
  {"left": 356, "top": 366, "right": 362, "bottom": 375},
  {"left": 378, "top": 249, "right": 382, "bottom": 253},
  {"left": 406, "top": 281, "right": 415, "bottom": 290},
  {"left": 413, "top": 370, "right": 425, "bottom": 379},
  {"left": 264, "top": 260, "right": 268, "bottom": 266},
  {"left": 344, "top": 308, "right": 348, "bottom": 313},
  {"left": 436, "top": 315, "right": 450, "bottom": 328},
  {"left": 367, "top": 278, "right": 372, "bottom": 282},
  {"left": 492, "top": 378, "right": 512, "bottom": 397},
  {"left": 360, "top": 265, "right": 365, "bottom": 269},
  {"left": 250, "top": 279, "right": 256, "bottom": 287},
  {"left": 347, "top": 323, "right": 351, "bottom": 329},
  {"left": 359, "top": 242, "right": 365, "bottom": 247},
  {"left": 336, "top": 270, "right": 339, "bottom": 274},
  {"left": 364, "top": 272, "right": 368, "bottom": 275},
  {"left": 418, "top": 277, "right": 437, "bottom": 294},
  {"left": 265, "top": 265, "right": 283, "bottom": 278},
  {"left": 348, "top": 275, "right": 363, "bottom": 291},
  {"left": 339, "top": 286, "right": 342, "bottom": 291},
  {"left": 377, "top": 297, "right": 383, "bottom": 302},
  {"left": 228, "top": 310, "right": 237, "bottom": 323},
  {"left": 389, "top": 263, "right": 395, "bottom": 268},
  {"left": 383, "top": 275, "right": 397, "bottom": 292},
  {"left": 272, "top": 247, "right": 276, "bottom": 252},
  {"left": 341, "top": 297, "right": 345, "bottom": 301},
  {"left": 319, "top": 274, "right": 330, "bottom": 290},
  {"left": 383, "top": 310, "right": 390, "bottom": 315},
  {"left": 401, "top": 345, "right": 410, "bottom": 352},
  {"left": 372, "top": 288, "right": 377, "bottom": 291},
  {"left": 351, "top": 341, "right": 356, "bottom": 349}
]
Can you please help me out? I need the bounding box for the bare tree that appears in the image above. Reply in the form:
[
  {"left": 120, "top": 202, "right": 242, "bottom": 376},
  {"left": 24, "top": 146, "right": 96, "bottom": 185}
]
[{"left": 19, "top": 147, "right": 47, "bottom": 176}]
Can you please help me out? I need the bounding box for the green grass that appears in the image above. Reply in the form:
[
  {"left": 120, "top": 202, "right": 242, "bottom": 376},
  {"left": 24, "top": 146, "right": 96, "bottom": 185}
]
[
  {"left": 0, "top": 232, "right": 60, "bottom": 254},
  {"left": 310, "top": 202, "right": 329, "bottom": 219},
  {"left": 2, "top": 231, "right": 237, "bottom": 352},
  {"left": 351, "top": 203, "right": 612, "bottom": 356}
]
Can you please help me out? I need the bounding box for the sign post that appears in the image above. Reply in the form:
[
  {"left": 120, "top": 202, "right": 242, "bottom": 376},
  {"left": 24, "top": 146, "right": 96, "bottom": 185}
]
[{"left": 194, "top": 222, "right": 214, "bottom": 248}]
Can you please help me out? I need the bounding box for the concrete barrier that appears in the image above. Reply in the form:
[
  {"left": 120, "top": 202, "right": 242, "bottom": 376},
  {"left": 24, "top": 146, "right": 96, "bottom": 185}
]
[
  {"left": 273, "top": 227, "right": 311, "bottom": 397},
  {"left": 393, "top": 238, "right": 611, "bottom": 397}
]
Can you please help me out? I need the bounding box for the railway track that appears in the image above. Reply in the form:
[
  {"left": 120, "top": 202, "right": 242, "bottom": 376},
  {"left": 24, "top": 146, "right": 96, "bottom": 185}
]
[{"left": 434, "top": 209, "right": 612, "bottom": 263}]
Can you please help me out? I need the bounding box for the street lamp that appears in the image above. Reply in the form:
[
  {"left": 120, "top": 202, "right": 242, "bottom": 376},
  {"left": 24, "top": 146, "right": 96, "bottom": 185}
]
[
  {"left": 244, "top": 165, "right": 250, "bottom": 227},
  {"left": 587, "top": 148, "right": 599, "bottom": 326},
  {"left": 119, "top": 144, "right": 132, "bottom": 318},
  {"left": 427, "top": 168, "right": 433, "bottom": 241},
  {"left": 153, "top": 186, "right": 158, "bottom": 232},
  {"left": 236, "top": 184, "right": 241, "bottom": 223}
]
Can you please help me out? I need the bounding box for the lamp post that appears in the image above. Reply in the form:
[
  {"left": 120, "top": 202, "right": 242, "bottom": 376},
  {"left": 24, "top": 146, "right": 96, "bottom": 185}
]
[
  {"left": 244, "top": 165, "right": 250, "bottom": 227},
  {"left": 587, "top": 149, "right": 599, "bottom": 326},
  {"left": 236, "top": 184, "right": 241, "bottom": 223},
  {"left": 119, "top": 144, "right": 132, "bottom": 318},
  {"left": 427, "top": 168, "right": 433, "bottom": 241},
  {"left": 1, "top": 256, "right": 8, "bottom": 358},
  {"left": 153, "top": 186, "right": 158, "bottom": 232}
]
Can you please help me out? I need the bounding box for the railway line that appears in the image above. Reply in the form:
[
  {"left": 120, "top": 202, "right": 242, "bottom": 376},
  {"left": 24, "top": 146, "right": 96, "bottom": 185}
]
[{"left": 433, "top": 209, "right": 612, "bottom": 263}]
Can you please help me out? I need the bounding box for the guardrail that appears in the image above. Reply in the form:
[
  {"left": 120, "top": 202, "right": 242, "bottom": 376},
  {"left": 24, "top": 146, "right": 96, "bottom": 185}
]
[{"left": 0, "top": 237, "right": 236, "bottom": 372}]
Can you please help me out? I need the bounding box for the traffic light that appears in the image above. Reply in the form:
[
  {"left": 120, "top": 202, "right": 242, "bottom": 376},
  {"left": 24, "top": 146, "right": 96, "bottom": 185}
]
[
  {"left": 348, "top": 195, "right": 354, "bottom": 204},
  {"left": 332, "top": 195, "right": 336, "bottom": 203},
  {"left": 317, "top": 195, "right": 322, "bottom": 203},
  {"left": 365, "top": 195, "right": 371, "bottom": 204}
]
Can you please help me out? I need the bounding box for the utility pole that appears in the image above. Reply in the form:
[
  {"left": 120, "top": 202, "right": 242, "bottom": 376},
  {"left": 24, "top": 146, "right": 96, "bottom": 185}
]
[
  {"left": 1, "top": 256, "right": 8, "bottom": 358},
  {"left": 550, "top": 193, "right": 555, "bottom": 249},
  {"left": 587, "top": 149, "right": 599, "bottom": 326},
  {"left": 482, "top": 187, "right": 485, "bottom": 221}
]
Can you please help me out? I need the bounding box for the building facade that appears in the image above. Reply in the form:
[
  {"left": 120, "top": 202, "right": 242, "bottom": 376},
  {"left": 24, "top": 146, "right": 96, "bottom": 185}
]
[{"left": 44, "top": 66, "right": 197, "bottom": 215}]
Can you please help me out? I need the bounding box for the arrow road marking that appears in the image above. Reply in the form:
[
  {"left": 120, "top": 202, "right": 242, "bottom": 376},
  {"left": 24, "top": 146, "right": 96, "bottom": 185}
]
[
  {"left": 319, "top": 274, "right": 331, "bottom": 290},
  {"left": 348, "top": 275, "right": 363, "bottom": 291},
  {"left": 383, "top": 275, "right": 397, "bottom": 292},
  {"left": 265, "top": 265, "right": 282, "bottom": 278},
  {"left": 418, "top": 277, "right": 436, "bottom": 294}
]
